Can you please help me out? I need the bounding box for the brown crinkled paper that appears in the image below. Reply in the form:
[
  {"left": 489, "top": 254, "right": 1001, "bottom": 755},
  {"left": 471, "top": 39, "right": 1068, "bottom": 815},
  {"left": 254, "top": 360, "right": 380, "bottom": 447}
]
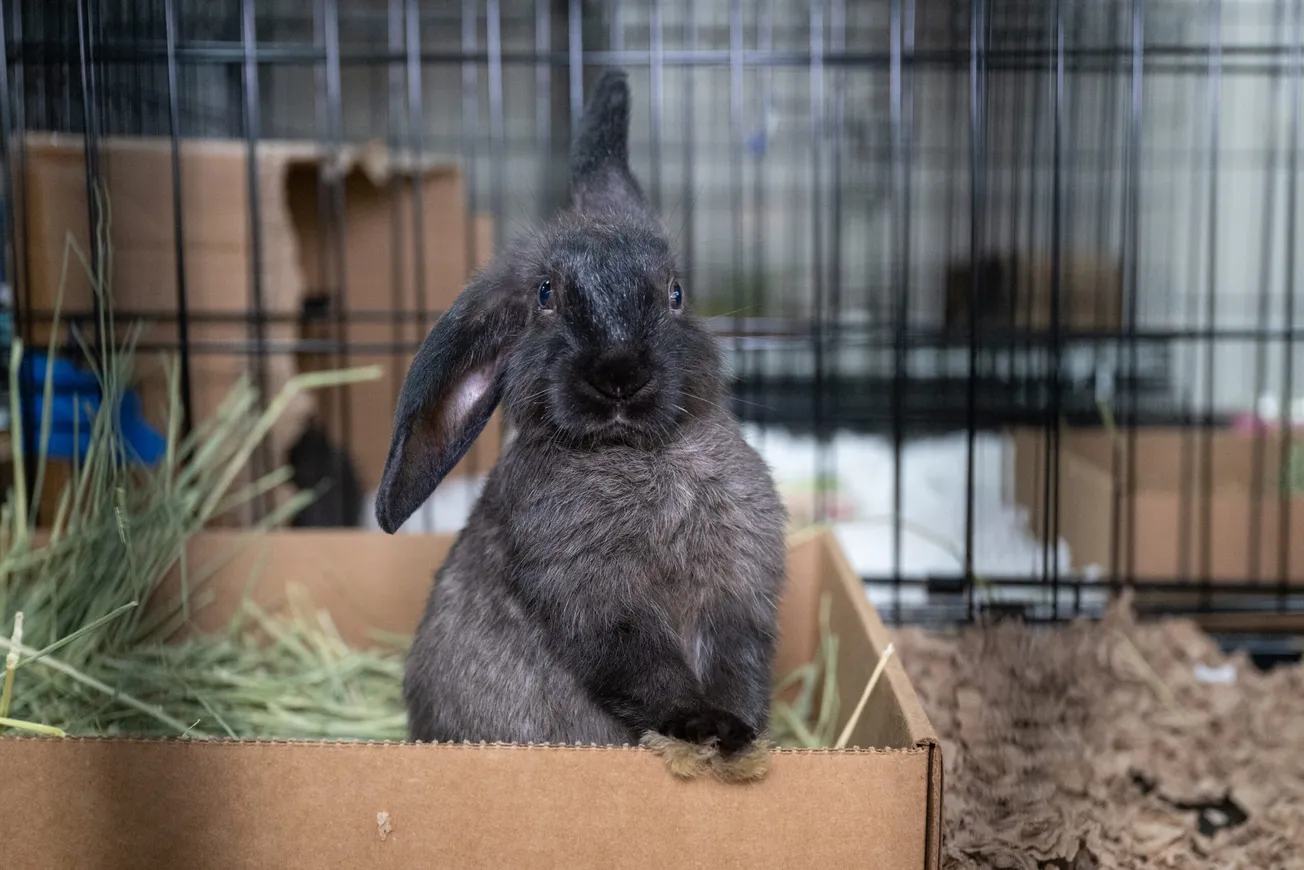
[{"left": 892, "top": 593, "right": 1304, "bottom": 869}]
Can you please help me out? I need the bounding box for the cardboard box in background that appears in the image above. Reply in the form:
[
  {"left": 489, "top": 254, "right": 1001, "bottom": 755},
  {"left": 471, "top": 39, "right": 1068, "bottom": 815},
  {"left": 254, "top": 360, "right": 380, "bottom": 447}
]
[
  {"left": 944, "top": 250, "right": 1123, "bottom": 333},
  {"left": 15, "top": 134, "right": 500, "bottom": 525},
  {"left": 1010, "top": 426, "right": 1304, "bottom": 584},
  {"left": 1, "top": 528, "right": 942, "bottom": 870},
  {"left": 300, "top": 206, "right": 503, "bottom": 494}
]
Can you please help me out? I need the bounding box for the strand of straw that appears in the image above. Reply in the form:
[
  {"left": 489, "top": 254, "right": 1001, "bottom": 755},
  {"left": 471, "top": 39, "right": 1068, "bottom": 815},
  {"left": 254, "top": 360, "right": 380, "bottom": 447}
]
[
  {"left": 0, "top": 716, "right": 65, "bottom": 737},
  {"left": 0, "top": 611, "right": 22, "bottom": 718},
  {"left": 7, "top": 343, "right": 28, "bottom": 548},
  {"left": 17, "top": 602, "right": 137, "bottom": 669},
  {"left": 0, "top": 634, "right": 203, "bottom": 736},
  {"left": 834, "top": 642, "right": 896, "bottom": 750}
]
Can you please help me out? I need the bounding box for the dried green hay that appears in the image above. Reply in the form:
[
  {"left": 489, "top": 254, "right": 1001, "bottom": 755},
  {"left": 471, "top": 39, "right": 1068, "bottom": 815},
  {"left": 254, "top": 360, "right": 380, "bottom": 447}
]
[{"left": 768, "top": 592, "right": 843, "bottom": 749}]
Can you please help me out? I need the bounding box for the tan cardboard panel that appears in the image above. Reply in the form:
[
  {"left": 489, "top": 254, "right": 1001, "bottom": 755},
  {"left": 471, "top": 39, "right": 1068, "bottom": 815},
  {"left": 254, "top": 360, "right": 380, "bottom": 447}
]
[
  {"left": 0, "top": 739, "right": 932, "bottom": 870},
  {"left": 153, "top": 530, "right": 454, "bottom": 646},
  {"left": 23, "top": 135, "right": 306, "bottom": 313},
  {"left": 1011, "top": 426, "right": 1304, "bottom": 582},
  {"left": 284, "top": 162, "right": 467, "bottom": 315},
  {"left": 771, "top": 526, "right": 824, "bottom": 680},
  {"left": 1052, "top": 426, "right": 1300, "bottom": 491},
  {"left": 472, "top": 212, "right": 496, "bottom": 270}
]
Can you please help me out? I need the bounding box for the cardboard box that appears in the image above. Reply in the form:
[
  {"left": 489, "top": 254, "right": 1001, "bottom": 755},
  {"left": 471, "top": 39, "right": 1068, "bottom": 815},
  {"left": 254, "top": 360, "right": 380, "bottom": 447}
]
[
  {"left": 0, "top": 528, "right": 943, "bottom": 869},
  {"left": 944, "top": 250, "right": 1123, "bottom": 333},
  {"left": 1010, "top": 426, "right": 1304, "bottom": 583},
  {"left": 14, "top": 134, "right": 500, "bottom": 523}
]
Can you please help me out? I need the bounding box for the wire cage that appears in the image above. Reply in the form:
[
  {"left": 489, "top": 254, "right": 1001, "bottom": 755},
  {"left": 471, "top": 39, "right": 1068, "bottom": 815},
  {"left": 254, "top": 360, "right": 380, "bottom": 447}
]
[{"left": 1, "top": 0, "right": 1303, "bottom": 657}]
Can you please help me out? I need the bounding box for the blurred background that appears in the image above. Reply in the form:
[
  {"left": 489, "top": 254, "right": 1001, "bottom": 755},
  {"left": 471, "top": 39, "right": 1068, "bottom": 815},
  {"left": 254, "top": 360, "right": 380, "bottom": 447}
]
[{"left": 1, "top": 0, "right": 1302, "bottom": 662}]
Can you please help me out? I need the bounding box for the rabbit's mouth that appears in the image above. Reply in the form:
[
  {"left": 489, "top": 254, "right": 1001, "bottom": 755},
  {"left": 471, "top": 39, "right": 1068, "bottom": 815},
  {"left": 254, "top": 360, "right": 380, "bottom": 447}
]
[
  {"left": 571, "top": 379, "right": 657, "bottom": 419},
  {"left": 558, "top": 374, "right": 678, "bottom": 445},
  {"left": 576, "top": 375, "right": 652, "bottom": 405}
]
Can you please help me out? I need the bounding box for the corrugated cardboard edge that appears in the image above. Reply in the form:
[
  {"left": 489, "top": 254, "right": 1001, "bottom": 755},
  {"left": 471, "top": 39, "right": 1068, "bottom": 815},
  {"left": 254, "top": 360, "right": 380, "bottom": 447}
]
[
  {"left": 0, "top": 733, "right": 916, "bottom": 754},
  {"left": 798, "top": 525, "right": 944, "bottom": 870}
]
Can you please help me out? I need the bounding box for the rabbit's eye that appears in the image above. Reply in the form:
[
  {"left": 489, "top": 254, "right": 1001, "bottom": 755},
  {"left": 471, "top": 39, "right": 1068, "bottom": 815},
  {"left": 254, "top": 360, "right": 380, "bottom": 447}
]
[
  {"left": 538, "top": 280, "right": 553, "bottom": 309},
  {"left": 669, "top": 280, "right": 684, "bottom": 311}
]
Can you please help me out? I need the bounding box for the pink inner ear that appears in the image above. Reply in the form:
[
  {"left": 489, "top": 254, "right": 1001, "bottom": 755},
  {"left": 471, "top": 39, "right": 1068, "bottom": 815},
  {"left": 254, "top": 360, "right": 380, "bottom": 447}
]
[{"left": 441, "top": 365, "right": 494, "bottom": 434}]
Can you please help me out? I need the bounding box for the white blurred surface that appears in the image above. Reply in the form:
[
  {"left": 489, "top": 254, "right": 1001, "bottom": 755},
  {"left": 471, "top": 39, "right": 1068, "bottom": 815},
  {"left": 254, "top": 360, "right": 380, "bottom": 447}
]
[{"left": 359, "top": 426, "right": 1105, "bottom": 614}]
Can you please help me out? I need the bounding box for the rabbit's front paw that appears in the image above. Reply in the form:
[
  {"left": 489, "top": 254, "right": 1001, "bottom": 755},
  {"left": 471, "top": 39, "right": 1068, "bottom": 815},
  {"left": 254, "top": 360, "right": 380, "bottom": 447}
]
[{"left": 660, "top": 707, "right": 756, "bottom": 757}]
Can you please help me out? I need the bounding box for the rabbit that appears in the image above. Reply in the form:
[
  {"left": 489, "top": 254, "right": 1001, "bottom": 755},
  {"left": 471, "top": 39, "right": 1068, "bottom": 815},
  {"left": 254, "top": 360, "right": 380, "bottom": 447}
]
[
  {"left": 287, "top": 419, "right": 363, "bottom": 528},
  {"left": 373, "top": 69, "right": 788, "bottom": 778}
]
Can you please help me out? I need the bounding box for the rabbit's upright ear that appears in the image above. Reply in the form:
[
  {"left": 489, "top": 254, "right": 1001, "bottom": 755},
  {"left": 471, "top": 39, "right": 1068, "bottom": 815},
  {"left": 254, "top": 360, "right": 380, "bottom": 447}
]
[
  {"left": 570, "top": 70, "right": 647, "bottom": 216},
  {"left": 374, "top": 262, "right": 525, "bottom": 534}
]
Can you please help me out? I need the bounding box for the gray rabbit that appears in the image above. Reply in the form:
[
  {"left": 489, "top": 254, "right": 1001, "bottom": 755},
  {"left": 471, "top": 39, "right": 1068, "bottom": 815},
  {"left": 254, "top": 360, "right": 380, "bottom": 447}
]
[{"left": 374, "top": 70, "right": 787, "bottom": 771}]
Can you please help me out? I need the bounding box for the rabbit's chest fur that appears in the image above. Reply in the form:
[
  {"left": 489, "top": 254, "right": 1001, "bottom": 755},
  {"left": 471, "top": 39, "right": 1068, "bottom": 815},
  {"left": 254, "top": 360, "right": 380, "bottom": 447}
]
[{"left": 502, "top": 419, "right": 786, "bottom": 677}]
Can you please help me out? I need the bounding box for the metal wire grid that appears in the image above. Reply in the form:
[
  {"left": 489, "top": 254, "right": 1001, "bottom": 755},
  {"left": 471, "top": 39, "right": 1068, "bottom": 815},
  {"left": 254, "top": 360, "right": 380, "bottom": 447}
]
[{"left": 1, "top": 0, "right": 1303, "bottom": 636}]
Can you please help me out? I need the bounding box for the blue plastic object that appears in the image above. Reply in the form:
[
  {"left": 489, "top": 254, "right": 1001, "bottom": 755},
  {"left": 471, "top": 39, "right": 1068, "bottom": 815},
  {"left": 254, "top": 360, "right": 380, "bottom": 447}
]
[{"left": 18, "top": 351, "right": 166, "bottom": 466}]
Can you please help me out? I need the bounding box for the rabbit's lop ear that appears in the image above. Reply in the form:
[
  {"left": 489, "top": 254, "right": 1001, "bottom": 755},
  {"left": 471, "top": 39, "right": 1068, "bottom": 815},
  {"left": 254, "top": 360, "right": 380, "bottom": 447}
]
[
  {"left": 570, "top": 69, "right": 647, "bottom": 216},
  {"left": 374, "top": 264, "right": 525, "bottom": 534}
]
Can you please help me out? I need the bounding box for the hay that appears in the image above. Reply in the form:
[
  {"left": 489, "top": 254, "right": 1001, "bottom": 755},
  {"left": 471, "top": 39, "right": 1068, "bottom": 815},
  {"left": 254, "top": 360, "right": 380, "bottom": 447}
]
[
  {"left": 770, "top": 591, "right": 843, "bottom": 748},
  {"left": 0, "top": 344, "right": 386, "bottom": 739},
  {"left": 2, "top": 524, "right": 841, "bottom": 743}
]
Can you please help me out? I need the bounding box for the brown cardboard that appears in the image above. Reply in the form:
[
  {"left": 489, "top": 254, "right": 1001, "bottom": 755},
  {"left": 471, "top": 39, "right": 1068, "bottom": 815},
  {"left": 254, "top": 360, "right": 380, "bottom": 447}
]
[
  {"left": 306, "top": 208, "right": 503, "bottom": 492},
  {"left": 944, "top": 250, "right": 1123, "bottom": 333},
  {"left": 15, "top": 134, "right": 499, "bottom": 523},
  {"left": 1011, "top": 426, "right": 1304, "bottom": 583},
  {"left": 1, "top": 528, "right": 942, "bottom": 869}
]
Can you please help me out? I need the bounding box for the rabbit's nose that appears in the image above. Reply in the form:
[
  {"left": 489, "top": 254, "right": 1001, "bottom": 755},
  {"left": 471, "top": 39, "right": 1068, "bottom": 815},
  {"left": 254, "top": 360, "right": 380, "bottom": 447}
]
[{"left": 586, "top": 350, "right": 651, "bottom": 399}]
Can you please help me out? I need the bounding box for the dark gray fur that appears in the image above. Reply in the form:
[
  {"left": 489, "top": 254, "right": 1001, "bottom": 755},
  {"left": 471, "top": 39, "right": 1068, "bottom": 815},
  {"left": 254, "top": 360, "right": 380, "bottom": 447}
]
[{"left": 375, "top": 70, "right": 787, "bottom": 755}]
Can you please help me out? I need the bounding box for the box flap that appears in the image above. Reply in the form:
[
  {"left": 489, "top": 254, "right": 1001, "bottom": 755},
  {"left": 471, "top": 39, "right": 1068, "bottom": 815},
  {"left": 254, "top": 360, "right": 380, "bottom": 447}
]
[{"left": 792, "top": 528, "right": 944, "bottom": 868}]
